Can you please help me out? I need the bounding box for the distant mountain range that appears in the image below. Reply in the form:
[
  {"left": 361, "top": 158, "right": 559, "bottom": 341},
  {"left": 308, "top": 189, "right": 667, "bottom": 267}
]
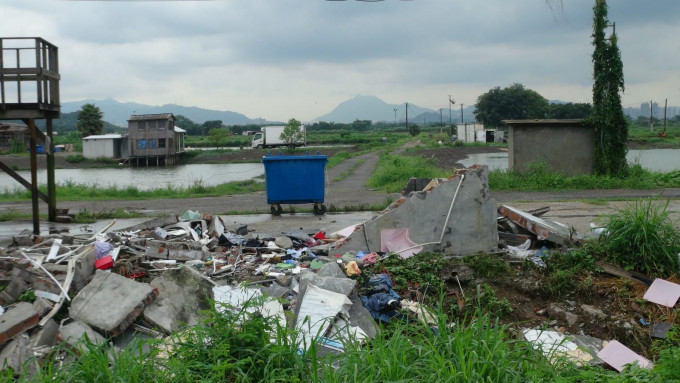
[
  {"left": 61, "top": 98, "right": 258, "bottom": 127},
  {"left": 313, "top": 95, "right": 476, "bottom": 124},
  {"left": 60, "top": 96, "right": 479, "bottom": 128}
]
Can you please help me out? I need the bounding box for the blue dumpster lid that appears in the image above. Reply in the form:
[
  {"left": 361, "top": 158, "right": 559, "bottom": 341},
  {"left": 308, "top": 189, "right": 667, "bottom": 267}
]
[{"left": 262, "top": 154, "right": 327, "bottom": 162}]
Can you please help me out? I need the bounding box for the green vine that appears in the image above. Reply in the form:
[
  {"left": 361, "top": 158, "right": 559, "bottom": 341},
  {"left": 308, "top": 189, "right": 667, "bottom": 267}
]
[{"left": 588, "top": 0, "right": 628, "bottom": 176}]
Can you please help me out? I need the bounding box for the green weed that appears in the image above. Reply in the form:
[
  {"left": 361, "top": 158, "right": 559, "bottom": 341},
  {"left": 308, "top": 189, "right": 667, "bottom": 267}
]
[
  {"left": 368, "top": 154, "right": 450, "bottom": 193},
  {"left": 599, "top": 200, "right": 680, "bottom": 277}
]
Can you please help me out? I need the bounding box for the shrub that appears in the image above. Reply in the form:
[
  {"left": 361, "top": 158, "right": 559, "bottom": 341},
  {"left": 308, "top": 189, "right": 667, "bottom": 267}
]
[
  {"left": 599, "top": 200, "right": 680, "bottom": 277},
  {"left": 65, "top": 154, "right": 85, "bottom": 163}
]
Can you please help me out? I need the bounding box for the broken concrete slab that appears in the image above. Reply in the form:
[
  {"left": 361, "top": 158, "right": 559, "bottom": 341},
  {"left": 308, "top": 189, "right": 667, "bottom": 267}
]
[
  {"left": 0, "top": 302, "right": 39, "bottom": 345},
  {"left": 260, "top": 284, "right": 290, "bottom": 300},
  {"left": 498, "top": 205, "right": 573, "bottom": 246},
  {"left": 143, "top": 267, "right": 213, "bottom": 334},
  {"left": 0, "top": 335, "right": 31, "bottom": 375},
  {"left": 339, "top": 166, "right": 498, "bottom": 256},
  {"left": 316, "top": 261, "right": 348, "bottom": 279},
  {"left": 348, "top": 291, "right": 377, "bottom": 339},
  {"left": 72, "top": 247, "right": 96, "bottom": 292},
  {"left": 0, "top": 278, "right": 28, "bottom": 305},
  {"left": 118, "top": 214, "right": 179, "bottom": 233},
  {"left": 581, "top": 304, "right": 608, "bottom": 321},
  {"left": 298, "top": 274, "right": 357, "bottom": 300},
  {"left": 30, "top": 318, "right": 59, "bottom": 348},
  {"left": 57, "top": 319, "right": 107, "bottom": 353},
  {"left": 32, "top": 296, "right": 53, "bottom": 317},
  {"left": 145, "top": 240, "right": 204, "bottom": 261},
  {"left": 70, "top": 270, "right": 156, "bottom": 336}
]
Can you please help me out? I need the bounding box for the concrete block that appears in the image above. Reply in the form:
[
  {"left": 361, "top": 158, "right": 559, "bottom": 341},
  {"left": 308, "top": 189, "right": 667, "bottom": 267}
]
[
  {"left": 348, "top": 291, "right": 377, "bottom": 339},
  {"left": 57, "top": 319, "right": 107, "bottom": 353},
  {"left": 299, "top": 274, "right": 356, "bottom": 297},
  {"left": 340, "top": 166, "right": 498, "bottom": 256},
  {"left": 260, "top": 284, "right": 290, "bottom": 299},
  {"left": 70, "top": 270, "right": 156, "bottom": 336},
  {"left": 117, "top": 214, "right": 179, "bottom": 232},
  {"left": 32, "top": 296, "right": 53, "bottom": 317},
  {"left": 42, "top": 263, "right": 68, "bottom": 276},
  {"left": 316, "top": 262, "right": 346, "bottom": 279},
  {"left": 0, "top": 335, "right": 31, "bottom": 374},
  {"left": 143, "top": 267, "right": 212, "bottom": 334},
  {"left": 72, "top": 249, "right": 96, "bottom": 292},
  {"left": 145, "top": 240, "right": 204, "bottom": 261},
  {"left": 0, "top": 302, "right": 39, "bottom": 345},
  {"left": 30, "top": 318, "right": 59, "bottom": 348},
  {"left": 0, "top": 278, "right": 29, "bottom": 305},
  {"left": 274, "top": 236, "right": 293, "bottom": 249},
  {"left": 32, "top": 275, "right": 65, "bottom": 296}
]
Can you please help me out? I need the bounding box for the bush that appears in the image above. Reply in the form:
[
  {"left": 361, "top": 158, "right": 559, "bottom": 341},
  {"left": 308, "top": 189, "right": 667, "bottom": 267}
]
[
  {"left": 65, "top": 154, "right": 85, "bottom": 163},
  {"left": 599, "top": 200, "right": 680, "bottom": 277}
]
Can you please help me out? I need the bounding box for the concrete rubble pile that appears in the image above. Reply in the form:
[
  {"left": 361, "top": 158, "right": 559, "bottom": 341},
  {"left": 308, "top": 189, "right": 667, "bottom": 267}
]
[{"left": 0, "top": 165, "right": 663, "bottom": 375}]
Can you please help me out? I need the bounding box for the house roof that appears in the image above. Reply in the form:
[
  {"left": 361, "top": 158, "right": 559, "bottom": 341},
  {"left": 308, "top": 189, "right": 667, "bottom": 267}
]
[
  {"left": 82, "top": 134, "right": 123, "bottom": 140},
  {"left": 128, "top": 113, "right": 174, "bottom": 121},
  {"left": 174, "top": 126, "right": 186, "bottom": 133}
]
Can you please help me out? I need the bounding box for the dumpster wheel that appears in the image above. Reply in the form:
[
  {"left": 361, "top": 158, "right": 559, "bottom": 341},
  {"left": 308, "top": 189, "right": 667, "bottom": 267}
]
[
  {"left": 313, "top": 203, "right": 327, "bottom": 215},
  {"left": 271, "top": 204, "right": 283, "bottom": 216}
]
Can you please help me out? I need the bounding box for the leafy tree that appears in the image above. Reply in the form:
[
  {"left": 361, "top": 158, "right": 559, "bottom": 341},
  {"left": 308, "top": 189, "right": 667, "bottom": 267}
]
[
  {"left": 280, "top": 118, "right": 304, "bottom": 146},
  {"left": 208, "top": 128, "right": 230, "bottom": 148},
  {"left": 547, "top": 103, "right": 593, "bottom": 119},
  {"left": 351, "top": 120, "right": 372, "bottom": 131},
  {"left": 473, "top": 83, "right": 549, "bottom": 128},
  {"left": 76, "top": 103, "right": 104, "bottom": 137},
  {"left": 408, "top": 124, "right": 420, "bottom": 137},
  {"left": 588, "top": 0, "right": 627, "bottom": 176},
  {"left": 175, "top": 115, "right": 205, "bottom": 136}
]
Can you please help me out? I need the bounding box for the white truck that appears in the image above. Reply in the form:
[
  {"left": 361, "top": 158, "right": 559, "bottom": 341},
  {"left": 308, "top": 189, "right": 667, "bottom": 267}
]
[{"left": 251, "top": 125, "right": 306, "bottom": 149}]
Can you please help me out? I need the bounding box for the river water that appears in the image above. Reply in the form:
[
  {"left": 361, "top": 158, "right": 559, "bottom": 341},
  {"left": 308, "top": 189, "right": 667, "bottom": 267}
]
[
  {"left": 0, "top": 163, "right": 265, "bottom": 192},
  {"left": 458, "top": 149, "right": 680, "bottom": 172},
  {"left": 0, "top": 149, "right": 677, "bottom": 192}
]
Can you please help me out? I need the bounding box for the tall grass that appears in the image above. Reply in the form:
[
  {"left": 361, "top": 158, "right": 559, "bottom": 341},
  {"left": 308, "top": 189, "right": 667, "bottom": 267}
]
[
  {"left": 599, "top": 200, "right": 680, "bottom": 277},
  {"left": 368, "top": 154, "right": 450, "bottom": 193},
  {"left": 6, "top": 295, "right": 680, "bottom": 382},
  {"left": 0, "top": 179, "right": 265, "bottom": 202}
]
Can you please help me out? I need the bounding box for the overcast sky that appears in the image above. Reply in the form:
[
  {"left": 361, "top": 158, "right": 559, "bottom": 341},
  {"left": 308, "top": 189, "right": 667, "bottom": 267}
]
[{"left": 2, "top": 0, "right": 678, "bottom": 122}]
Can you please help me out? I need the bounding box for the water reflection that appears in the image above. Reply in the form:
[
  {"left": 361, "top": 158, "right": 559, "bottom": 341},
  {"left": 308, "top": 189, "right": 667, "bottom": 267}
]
[{"left": 0, "top": 163, "right": 265, "bottom": 191}]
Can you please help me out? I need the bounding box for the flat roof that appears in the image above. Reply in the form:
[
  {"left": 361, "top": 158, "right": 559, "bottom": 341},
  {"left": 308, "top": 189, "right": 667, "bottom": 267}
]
[
  {"left": 82, "top": 134, "right": 123, "bottom": 140},
  {"left": 502, "top": 119, "right": 584, "bottom": 125}
]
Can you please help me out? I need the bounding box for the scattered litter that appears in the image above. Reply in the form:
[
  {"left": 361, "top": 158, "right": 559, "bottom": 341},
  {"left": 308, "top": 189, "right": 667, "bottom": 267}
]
[
  {"left": 597, "top": 340, "right": 652, "bottom": 372},
  {"left": 651, "top": 322, "right": 672, "bottom": 339},
  {"left": 642, "top": 278, "right": 680, "bottom": 307}
]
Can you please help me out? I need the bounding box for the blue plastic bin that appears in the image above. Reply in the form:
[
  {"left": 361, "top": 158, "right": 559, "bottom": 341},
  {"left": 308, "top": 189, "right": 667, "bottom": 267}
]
[{"left": 262, "top": 153, "right": 328, "bottom": 214}]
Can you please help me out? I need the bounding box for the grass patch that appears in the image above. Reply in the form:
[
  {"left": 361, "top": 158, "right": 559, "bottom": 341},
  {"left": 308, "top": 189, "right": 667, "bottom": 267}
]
[
  {"left": 598, "top": 199, "right": 680, "bottom": 277},
  {"left": 490, "top": 161, "right": 680, "bottom": 191},
  {"left": 0, "top": 179, "right": 266, "bottom": 203},
  {"left": 368, "top": 153, "right": 450, "bottom": 193}
]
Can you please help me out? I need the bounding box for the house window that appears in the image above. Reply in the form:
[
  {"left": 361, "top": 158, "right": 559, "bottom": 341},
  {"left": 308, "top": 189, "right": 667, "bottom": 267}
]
[
  {"left": 159, "top": 121, "right": 167, "bottom": 131},
  {"left": 149, "top": 139, "right": 157, "bottom": 149},
  {"left": 138, "top": 122, "right": 146, "bottom": 131},
  {"left": 137, "top": 139, "right": 146, "bottom": 149},
  {"left": 159, "top": 138, "right": 166, "bottom": 148}
]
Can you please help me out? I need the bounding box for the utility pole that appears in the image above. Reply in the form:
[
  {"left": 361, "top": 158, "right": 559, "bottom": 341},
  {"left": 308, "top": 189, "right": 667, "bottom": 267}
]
[
  {"left": 663, "top": 98, "right": 668, "bottom": 135},
  {"left": 449, "top": 95, "right": 454, "bottom": 128},
  {"left": 405, "top": 102, "right": 408, "bottom": 131},
  {"left": 393, "top": 108, "right": 398, "bottom": 127},
  {"left": 440, "top": 108, "right": 443, "bottom": 134},
  {"left": 460, "top": 104, "right": 464, "bottom": 124}
]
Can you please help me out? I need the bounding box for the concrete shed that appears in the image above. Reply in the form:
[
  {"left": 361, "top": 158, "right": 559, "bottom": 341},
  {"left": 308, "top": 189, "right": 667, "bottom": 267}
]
[
  {"left": 82, "top": 134, "right": 124, "bottom": 159},
  {"left": 503, "top": 119, "right": 593, "bottom": 176}
]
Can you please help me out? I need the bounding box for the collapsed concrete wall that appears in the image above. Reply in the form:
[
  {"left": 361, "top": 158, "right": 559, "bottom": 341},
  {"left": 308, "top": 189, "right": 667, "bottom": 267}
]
[{"left": 339, "top": 165, "right": 498, "bottom": 256}]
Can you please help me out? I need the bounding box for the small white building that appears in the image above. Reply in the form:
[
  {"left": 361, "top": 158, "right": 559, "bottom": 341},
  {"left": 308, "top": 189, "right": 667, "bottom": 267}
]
[{"left": 82, "top": 134, "right": 126, "bottom": 159}]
